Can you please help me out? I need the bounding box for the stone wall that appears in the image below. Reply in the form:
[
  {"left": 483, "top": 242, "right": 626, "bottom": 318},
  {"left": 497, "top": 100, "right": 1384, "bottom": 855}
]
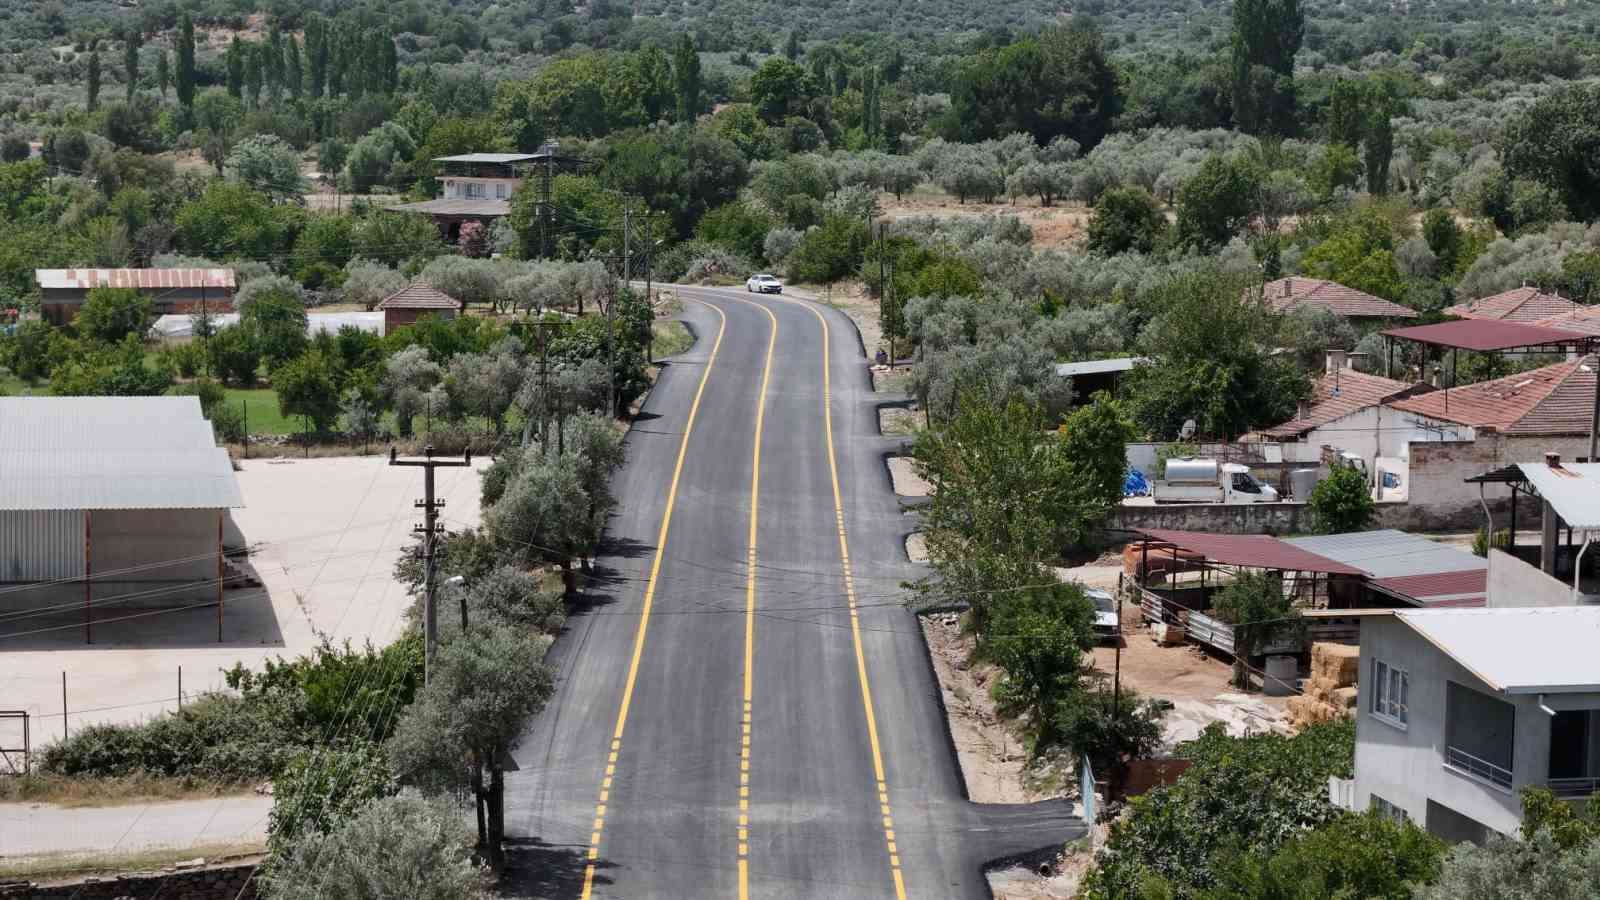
[{"left": 2, "top": 860, "right": 257, "bottom": 900}]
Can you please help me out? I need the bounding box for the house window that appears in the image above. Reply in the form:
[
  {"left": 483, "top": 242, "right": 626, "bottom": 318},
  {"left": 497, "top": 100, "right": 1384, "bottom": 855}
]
[
  {"left": 495, "top": 183, "right": 507, "bottom": 199},
  {"left": 465, "top": 182, "right": 485, "bottom": 199},
  {"left": 1371, "top": 658, "right": 1408, "bottom": 727},
  {"left": 1371, "top": 795, "right": 1408, "bottom": 823}
]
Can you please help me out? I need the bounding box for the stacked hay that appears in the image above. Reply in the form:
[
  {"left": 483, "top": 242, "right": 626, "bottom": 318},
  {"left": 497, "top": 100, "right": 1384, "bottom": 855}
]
[{"left": 1287, "top": 642, "right": 1360, "bottom": 730}]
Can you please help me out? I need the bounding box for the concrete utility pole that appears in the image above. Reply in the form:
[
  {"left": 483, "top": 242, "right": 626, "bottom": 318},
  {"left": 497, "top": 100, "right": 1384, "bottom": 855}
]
[{"left": 390, "top": 445, "right": 472, "bottom": 682}]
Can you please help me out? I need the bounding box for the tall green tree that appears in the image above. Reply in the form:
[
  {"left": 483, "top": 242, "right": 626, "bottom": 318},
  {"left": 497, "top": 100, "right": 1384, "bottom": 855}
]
[
  {"left": 784, "top": 29, "right": 802, "bottom": 60},
  {"left": 123, "top": 26, "right": 141, "bottom": 101},
  {"left": 86, "top": 43, "right": 102, "bottom": 112},
  {"left": 285, "top": 35, "right": 303, "bottom": 99},
  {"left": 1174, "top": 154, "right": 1262, "bottom": 249},
  {"left": 226, "top": 37, "right": 245, "bottom": 98},
  {"left": 672, "top": 33, "right": 701, "bottom": 122},
  {"left": 1500, "top": 82, "right": 1600, "bottom": 221},
  {"left": 1230, "top": 0, "right": 1302, "bottom": 135},
  {"left": 1308, "top": 464, "right": 1375, "bottom": 534},
  {"left": 1123, "top": 269, "right": 1309, "bottom": 438},
  {"left": 155, "top": 49, "right": 170, "bottom": 99},
  {"left": 176, "top": 13, "right": 196, "bottom": 108},
  {"left": 948, "top": 22, "right": 1119, "bottom": 149},
  {"left": 245, "top": 42, "right": 264, "bottom": 106},
  {"left": 305, "top": 15, "right": 328, "bottom": 99}
]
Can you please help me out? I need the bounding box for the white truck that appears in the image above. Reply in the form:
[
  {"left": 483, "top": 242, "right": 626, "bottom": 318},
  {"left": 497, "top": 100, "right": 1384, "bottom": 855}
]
[{"left": 1154, "top": 458, "right": 1279, "bottom": 504}]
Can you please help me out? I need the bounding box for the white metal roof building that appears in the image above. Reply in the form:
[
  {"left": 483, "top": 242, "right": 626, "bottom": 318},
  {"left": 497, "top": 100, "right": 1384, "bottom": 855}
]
[
  {"left": 0, "top": 397, "right": 244, "bottom": 642},
  {"left": 1394, "top": 606, "right": 1600, "bottom": 694}
]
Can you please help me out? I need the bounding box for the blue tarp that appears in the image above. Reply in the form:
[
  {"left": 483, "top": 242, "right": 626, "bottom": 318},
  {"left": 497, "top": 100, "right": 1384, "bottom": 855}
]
[{"left": 1124, "top": 468, "right": 1151, "bottom": 497}]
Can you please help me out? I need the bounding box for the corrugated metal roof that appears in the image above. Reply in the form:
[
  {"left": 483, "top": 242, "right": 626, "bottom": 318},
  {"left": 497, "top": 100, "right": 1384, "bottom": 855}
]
[
  {"left": 1516, "top": 462, "right": 1600, "bottom": 530},
  {"left": 1134, "top": 529, "right": 1367, "bottom": 575},
  {"left": 1261, "top": 277, "right": 1419, "bottom": 319},
  {"left": 35, "top": 268, "right": 235, "bottom": 291},
  {"left": 1371, "top": 570, "right": 1487, "bottom": 608},
  {"left": 1282, "top": 530, "right": 1485, "bottom": 579},
  {"left": 1381, "top": 319, "right": 1591, "bottom": 351},
  {"left": 1444, "top": 286, "right": 1582, "bottom": 324},
  {"left": 377, "top": 282, "right": 460, "bottom": 310},
  {"left": 432, "top": 153, "right": 539, "bottom": 164},
  {"left": 0, "top": 397, "right": 242, "bottom": 510},
  {"left": 1385, "top": 356, "right": 1595, "bottom": 434},
  {"left": 1256, "top": 371, "right": 1425, "bottom": 438},
  {"left": 1054, "top": 357, "right": 1144, "bottom": 377},
  {"left": 386, "top": 198, "right": 513, "bottom": 217},
  {"left": 1396, "top": 607, "right": 1600, "bottom": 693}
]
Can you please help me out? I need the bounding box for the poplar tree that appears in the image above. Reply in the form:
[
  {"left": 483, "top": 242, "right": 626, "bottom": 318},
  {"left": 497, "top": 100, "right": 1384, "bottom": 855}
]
[
  {"left": 672, "top": 33, "right": 701, "bottom": 122},
  {"left": 226, "top": 36, "right": 245, "bottom": 97},
  {"left": 286, "top": 35, "right": 303, "bottom": 98},
  {"left": 245, "top": 42, "right": 263, "bottom": 106},
  {"left": 1230, "top": 0, "right": 1303, "bottom": 136},
  {"left": 123, "top": 26, "right": 141, "bottom": 100},
  {"left": 156, "top": 48, "right": 170, "bottom": 99},
  {"left": 87, "top": 43, "right": 102, "bottom": 111},
  {"left": 176, "top": 13, "right": 196, "bottom": 108}
]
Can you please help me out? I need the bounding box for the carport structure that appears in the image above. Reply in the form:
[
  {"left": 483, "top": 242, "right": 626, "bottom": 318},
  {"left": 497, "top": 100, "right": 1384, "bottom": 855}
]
[
  {"left": 1128, "top": 528, "right": 1366, "bottom": 655},
  {"left": 1380, "top": 320, "right": 1597, "bottom": 447}
]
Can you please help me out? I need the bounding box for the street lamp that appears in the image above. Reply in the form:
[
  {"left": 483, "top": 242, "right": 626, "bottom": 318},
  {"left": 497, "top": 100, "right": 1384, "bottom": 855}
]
[{"left": 445, "top": 575, "right": 467, "bottom": 631}]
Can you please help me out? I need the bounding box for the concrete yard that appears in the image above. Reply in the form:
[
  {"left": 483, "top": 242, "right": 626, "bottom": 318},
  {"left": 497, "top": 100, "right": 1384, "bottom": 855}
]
[{"left": 0, "top": 456, "right": 485, "bottom": 738}]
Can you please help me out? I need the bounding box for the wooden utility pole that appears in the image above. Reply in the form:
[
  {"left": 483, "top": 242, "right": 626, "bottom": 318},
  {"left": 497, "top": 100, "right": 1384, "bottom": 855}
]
[{"left": 389, "top": 445, "right": 472, "bottom": 682}]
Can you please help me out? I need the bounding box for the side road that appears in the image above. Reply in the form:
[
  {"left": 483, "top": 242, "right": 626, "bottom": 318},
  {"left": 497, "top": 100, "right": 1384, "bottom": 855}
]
[{"left": 0, "top": 795, "right": 271, "bottom": 863}]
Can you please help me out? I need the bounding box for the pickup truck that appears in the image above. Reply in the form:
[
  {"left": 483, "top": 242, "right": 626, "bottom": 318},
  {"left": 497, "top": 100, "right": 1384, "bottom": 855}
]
[{"left": 1153, "top": 458, "right": 1279, "bottom": 504}]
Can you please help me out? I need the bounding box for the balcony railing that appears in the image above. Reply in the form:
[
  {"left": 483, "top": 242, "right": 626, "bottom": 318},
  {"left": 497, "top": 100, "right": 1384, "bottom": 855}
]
[
  {"left": 1547, "top": 776, "right": 1600, "bottom": 799},
  {"left": 1446, "top": 745, "right": 1514, "bottom": 790}
]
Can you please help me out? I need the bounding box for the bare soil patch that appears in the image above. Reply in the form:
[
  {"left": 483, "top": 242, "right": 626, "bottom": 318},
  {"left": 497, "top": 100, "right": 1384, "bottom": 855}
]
[{"left": 879, "top": 188, "right": 1091, "bottom": 250}]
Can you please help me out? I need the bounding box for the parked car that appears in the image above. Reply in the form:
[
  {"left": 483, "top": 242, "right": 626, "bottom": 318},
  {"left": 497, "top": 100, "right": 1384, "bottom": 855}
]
[
  {"left": 1088, "top": 588, "right": 1119, "bottom": 641},
  {"left": 746, "top": 273, "right": 783, "bottom": 294}
]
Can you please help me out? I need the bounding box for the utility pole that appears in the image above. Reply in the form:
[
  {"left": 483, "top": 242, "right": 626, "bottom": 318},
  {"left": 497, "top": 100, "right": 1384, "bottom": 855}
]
[{"left": 389, "top": 445, "right": 472, "bottom": 683}]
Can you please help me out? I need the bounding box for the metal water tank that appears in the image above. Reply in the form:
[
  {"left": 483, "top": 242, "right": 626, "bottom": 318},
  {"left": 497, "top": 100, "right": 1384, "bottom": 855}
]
[
  {"left": 1263, "top": 654, "right": 1299, "bottom": 697},
  {"left": 1163, "top": 458, "right": 1218, "bottom": 483},
  {"left": 1289, "top": 468, "right": 1321, "bottom": 501}
]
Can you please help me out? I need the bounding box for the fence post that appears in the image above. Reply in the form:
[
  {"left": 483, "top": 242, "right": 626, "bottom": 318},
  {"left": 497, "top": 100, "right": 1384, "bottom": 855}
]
[
  {"left": 178, "top": 666, "right": 183, "bottom": 710},
  {"left": 61, "top": 672, "right": 67, "bottom": 742},
  {"left": 242, "top": 400, "right": 249, "bottom": 460}
]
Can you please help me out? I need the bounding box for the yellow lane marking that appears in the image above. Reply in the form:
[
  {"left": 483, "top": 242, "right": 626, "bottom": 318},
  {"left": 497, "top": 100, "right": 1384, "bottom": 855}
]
[
  {"left": 714, "top": 290, "right": 779, "bottom": 900},
  {"left": 580, "top": 297, "right": 728, "bottom": 899},
  {"left": 759, "top": 289, "right": 908, "bottom": 899}
]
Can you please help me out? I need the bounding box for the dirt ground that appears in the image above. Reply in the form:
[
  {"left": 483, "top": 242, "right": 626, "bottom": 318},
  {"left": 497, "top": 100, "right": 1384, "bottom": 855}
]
[{"left": 880, "top": 188, "right": 1091, "bottom": 250}]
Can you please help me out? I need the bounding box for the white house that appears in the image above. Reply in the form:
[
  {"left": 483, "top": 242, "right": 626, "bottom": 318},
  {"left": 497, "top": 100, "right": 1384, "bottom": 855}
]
[{"left": 1350, "top": 606, "right": 1600, "bottom": 843}]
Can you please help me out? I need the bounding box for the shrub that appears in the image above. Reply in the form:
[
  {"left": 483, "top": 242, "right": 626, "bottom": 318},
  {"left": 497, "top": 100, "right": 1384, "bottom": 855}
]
[
  {"left": 74, "top": 286, "right": 152, "bottom": 344},
  {"left": 41, "top": 693, "right": 298, "bottom": 780},
  {"left": 787, "top": 215, "right": 869, "bottom": 283},
  {"left": 208, "top": 324, "right": 262, "bottom": 386},
  {"left": 1308, "top": 464, "right": 1376, "bottom": 534}
]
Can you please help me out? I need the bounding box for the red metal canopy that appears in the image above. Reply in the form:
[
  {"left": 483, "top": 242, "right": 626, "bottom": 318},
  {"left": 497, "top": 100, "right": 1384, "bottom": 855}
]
[
  {"left": 1134, "top": 529, "right": 1367, "bottom": 575},
  {"left": 1380, "top": 319, "right": 1593, "bottom": 352}
]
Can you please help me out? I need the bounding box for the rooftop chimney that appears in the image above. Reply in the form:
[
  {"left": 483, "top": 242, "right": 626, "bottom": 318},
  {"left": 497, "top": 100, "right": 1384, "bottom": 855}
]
[
  {"left": 1325, "top": 349, "right": 1349, "bottom": 376},
  {"left": 1547, "top": 451, "right": 1563, "bottom": 468}
]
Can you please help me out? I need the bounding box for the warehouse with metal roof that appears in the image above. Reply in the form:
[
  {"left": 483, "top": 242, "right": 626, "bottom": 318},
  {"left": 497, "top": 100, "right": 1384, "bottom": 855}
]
[{"left": 0, "top": 396, "right": 244, "bottom": 642}]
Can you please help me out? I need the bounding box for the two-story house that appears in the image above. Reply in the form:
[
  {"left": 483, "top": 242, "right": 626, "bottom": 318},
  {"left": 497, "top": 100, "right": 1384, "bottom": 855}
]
[
  {"left": 387, "top": 152, "right": 538, "bottom": 241},
  {"left": 1351, "top": 606, "right": 1600, "bottom": 843}
]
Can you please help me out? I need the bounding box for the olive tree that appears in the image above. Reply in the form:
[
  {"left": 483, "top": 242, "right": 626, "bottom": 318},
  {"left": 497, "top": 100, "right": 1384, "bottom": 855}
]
[
  {"left": 262, "top": 789, "right": 492, "bottom": 900},
  {"left": 341, "top": 258, "right": 407, "bottom": 311},
  {"left": 386, "top": 625, "right": 554, "bottom": 872}
]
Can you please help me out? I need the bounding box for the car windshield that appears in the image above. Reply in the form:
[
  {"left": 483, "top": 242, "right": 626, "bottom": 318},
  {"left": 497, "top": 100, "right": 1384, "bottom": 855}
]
[
  {"left": 1091, "top": 592, "right": 1115, "bottom": 613},
  {"left": 755, "top": 275, "right": 775, "bottom": 281}
]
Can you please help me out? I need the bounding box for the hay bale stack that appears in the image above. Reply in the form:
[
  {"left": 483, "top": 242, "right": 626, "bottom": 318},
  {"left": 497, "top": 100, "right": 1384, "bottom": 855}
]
[{"left": 1289, "top": 642, "right": 1361, "bottom": 731}]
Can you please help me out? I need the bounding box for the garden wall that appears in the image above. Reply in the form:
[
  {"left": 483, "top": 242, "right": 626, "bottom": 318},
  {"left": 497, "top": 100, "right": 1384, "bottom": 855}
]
[{"left": 1, "top": 860, "right": 257, "bottom": 899}]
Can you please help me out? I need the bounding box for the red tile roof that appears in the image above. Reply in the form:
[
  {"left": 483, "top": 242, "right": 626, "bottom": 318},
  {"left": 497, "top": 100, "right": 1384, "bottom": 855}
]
[
  {"left": 1372, "top": 569, "right": 1487, "bottom": 608},
  {"left": 1534, "top": 305, "right": 1600, "bottom": 337},
  {"left": 376, "top": 281, "right": 460, "bottom": 310},
  {"left": 1445, "top": 286, "right": 1582, "bottom": 324},
  {"left": 1256, "top": 370, "right": 1426, "bottom": 439},
  {"left": 1385, "top": 356, "right": 1596, "bottom": 435},
  {"left": 1261, "top": 277, "right": 1418, "bottom": 319},
  {"left": 1381, "top": 319, "right": 1593, "bottom": 352},
  {"left": 1134, "top": 529, "right": 1368, "bottom": 575}
]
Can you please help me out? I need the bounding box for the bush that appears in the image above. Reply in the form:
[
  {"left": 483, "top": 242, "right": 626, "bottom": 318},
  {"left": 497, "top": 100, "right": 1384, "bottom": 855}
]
[
  {"left": 160, "top": 340, "right": 208, "bottom": 378},
  {"left": 209, "top": 401, "right": 247, "bottom": 442},
  {"left": 1472, "top": 527, "right": 1512, "bottom": 557},
  {"left": 1203, "top": 810, "right": 1445, "bottom": 900},
  {"left": 787, "top": 215, "right": 869, "bottom": 283},
  {"left": 208, "top": 324, "right": 262, "bottom": 386},
  {"left": 170, "top": 377, "right": 226, "bottom": 414},
  {"left": 41, "top": 693, "right": 298, "bottom": 781},
  {"left": 74, "top": 286, "right": 153, "bottom": 344},
  {"left": 1088, "top": 186, "right": 1168, "bottom": 256},
  {"left": 1309, "top": 464, "right": 1376, "bottom": 534},
  {"left": 1081, "top": 720, "right": 1356, "bottom": 899}
]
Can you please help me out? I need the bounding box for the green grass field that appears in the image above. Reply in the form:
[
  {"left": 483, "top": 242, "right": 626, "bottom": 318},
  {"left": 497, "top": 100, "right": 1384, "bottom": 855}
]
[{"left": 223, "top": 387, "right": 298, "bottom": 435}]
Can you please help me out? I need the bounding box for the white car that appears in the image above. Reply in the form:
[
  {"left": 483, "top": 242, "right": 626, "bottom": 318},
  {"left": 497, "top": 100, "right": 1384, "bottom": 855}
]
[
  {"left": 1088, "top": 588, "right": 1119, "bottom": 641},
  {"left": 746, "top": 274, "right": 783, "bottom": 294}
]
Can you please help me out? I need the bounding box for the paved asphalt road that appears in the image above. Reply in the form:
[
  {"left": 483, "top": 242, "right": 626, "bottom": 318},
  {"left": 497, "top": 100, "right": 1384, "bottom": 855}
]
[{"left": 503, "top": 285, "right": 1082, "bottom": 899}]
